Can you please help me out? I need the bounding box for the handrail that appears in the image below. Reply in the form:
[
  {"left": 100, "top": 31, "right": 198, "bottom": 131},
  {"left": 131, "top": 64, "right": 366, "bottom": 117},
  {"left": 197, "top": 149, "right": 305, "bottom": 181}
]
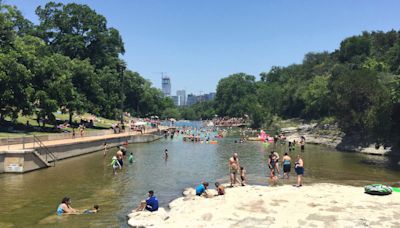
[{"left": 33, "top": 135, "right": 57, "bottom": 166}]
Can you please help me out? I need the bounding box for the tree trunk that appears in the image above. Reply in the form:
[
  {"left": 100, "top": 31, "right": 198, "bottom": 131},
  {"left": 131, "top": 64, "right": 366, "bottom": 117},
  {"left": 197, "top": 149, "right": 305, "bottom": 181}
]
[{"left": 69, "top": 112, "right": 73, "bottom": 124}]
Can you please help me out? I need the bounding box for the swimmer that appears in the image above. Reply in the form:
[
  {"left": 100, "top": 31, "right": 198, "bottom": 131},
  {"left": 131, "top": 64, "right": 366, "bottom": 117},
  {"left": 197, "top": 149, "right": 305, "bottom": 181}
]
[
  {"left": 164, "top": 149, "right": 168, "bottom": 159},
  {"left": 103, "top": 142, "right": 108, "bottom": 156},
  {"left": 56, "top": 197, "right": 78, "bottom": 215},
  {"left": 82, "top": 205, "right": 99, "bottom": 214},
  {"left": 128, "top": 152, "right": 134, "bottom": 164}
]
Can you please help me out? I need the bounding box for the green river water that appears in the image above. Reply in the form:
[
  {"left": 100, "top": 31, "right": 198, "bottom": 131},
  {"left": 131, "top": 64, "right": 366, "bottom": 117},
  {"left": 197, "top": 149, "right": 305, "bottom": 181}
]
[{"left": 1, "top": 131, "right": 399, "bottom": 227}]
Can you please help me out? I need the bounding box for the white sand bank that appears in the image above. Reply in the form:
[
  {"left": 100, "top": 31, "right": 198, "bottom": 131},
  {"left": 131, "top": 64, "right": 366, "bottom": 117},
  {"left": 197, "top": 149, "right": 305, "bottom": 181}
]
[{"left": 128, "top": 184, "right": 400, "bottom": 227}]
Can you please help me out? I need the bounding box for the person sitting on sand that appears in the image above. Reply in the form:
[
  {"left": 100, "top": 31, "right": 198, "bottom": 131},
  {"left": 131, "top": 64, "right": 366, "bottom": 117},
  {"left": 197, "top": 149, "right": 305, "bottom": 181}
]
[
  {"left": 294, "top": 154, "right": 304, "bottom": 187},
  {"left": 83, "top": 205, "right": 100, "bottom": 214},
  {"left": 229, "top": 153, "right": 240, "bottom": 187},
  {"left": 57, "top": 197, "right": 78, "bottom": 215},
  {"left": 136, "top": 190, "right": 159, "bottom": 212},
  {"left": 282, "top": 153, "right": 291, "bottom": 179},
  {"left": 240, "top": 166, "right": 247, "bottom": 186},
  {"left": 215, "top": 182, "right": 225, "bottom": 195},
  {"left": 196, "top": 182, "right": 209, "bottom": 196}
]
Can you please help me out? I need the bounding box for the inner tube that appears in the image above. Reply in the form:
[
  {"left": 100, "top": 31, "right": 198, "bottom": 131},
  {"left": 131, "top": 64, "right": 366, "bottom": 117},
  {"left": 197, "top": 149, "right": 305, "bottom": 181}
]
[{"left": 364, "top": 184, "right": 392, "bottom": 195}]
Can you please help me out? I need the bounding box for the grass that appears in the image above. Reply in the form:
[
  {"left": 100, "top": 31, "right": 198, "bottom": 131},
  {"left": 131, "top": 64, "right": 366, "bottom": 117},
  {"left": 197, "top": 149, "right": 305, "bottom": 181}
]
[{"left": 0, "top": 112, "right": 121, "bottom": 138}]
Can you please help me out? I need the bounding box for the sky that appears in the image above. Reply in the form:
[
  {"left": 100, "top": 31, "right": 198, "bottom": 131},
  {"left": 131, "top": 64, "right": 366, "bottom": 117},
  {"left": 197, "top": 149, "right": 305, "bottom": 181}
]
[{"left": 6, "top": 0, "right": 400, "bottom": 94}]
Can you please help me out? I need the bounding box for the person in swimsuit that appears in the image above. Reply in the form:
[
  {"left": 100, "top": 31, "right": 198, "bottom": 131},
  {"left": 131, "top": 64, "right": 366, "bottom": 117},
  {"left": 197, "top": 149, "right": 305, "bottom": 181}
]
[
  {"left": 215, "top": 182, "right": 225, "bottom": 195},
  {"left": 282, "top": 153, "right": 291, "bottom": 179},
  {"left": 56, "top": 197, "right": 78, "bottom": 215},
  {"left": 229, "top": 153, "right": 240, "bottom": 187},
  {"left": 240, "top": 166, "right": 247, "bottom": 186},
  {"left": 103, "top": 142, "right": 108, "bottom": 156},
  {"left": 273, "top": 151, "right": 280, "bottom": 176},
  {"left": 268, "top": 152, "right": 278, "bottom": 184},
  {"left": 164, "top": 149, "right": 168, "bottom": 160},
  {"left": 300, "top": 136, "right": 305, "bottom": 152},
  {"left": 83, "top": 205, "right": 99, "bottom": 214},
  {"left": 294, "top": 154, "right": 304, "bottom": 187}
]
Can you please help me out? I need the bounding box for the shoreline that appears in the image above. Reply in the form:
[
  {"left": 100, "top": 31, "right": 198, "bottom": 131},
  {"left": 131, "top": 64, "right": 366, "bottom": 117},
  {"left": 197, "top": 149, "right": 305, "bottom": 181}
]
[
  {"left": 281, "top": 123, "right": 392, "bottom": 156},
  {"left": 127, "top": 183, "right": 400, "bottom": 227}
]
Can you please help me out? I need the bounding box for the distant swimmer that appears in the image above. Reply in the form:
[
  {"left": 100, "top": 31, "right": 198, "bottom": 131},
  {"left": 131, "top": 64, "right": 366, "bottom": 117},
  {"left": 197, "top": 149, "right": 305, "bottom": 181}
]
[
  {"left": 164, "top": 149, "right": 168, "bottom": 159},
  {"left": 128, "top": 152, "right": 134, "bottom": 164},
  {"left": 229, "top": 153, "right": 240, "bottom": 187},
  {"left": 300, "top": 136, "right": 306, "bottom": 152},
  {"left": 57, "top": 197, "right": 78, "bottom": 215},
  {"left": 103, "top": 142, "right": 108, "bottom": 156}
]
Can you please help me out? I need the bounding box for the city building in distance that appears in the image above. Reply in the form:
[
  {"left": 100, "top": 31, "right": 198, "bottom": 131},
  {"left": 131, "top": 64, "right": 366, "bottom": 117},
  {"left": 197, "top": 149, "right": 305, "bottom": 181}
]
[
  {"left": 162, "top": 76, "right": 171, "bottom": 97},
  {"left": 176, "top": 90, "right": 186, "bottom": 106}
]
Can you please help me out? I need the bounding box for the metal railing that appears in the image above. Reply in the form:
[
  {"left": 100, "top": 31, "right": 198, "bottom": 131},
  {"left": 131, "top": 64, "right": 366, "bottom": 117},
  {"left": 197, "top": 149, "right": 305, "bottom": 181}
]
[{"left": 33, "top": 135, "right": 57, "bottom": 166}]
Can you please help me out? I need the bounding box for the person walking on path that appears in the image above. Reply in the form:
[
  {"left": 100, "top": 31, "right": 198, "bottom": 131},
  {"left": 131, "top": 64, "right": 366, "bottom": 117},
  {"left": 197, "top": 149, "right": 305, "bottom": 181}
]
[
  {"left": 229, "top": 153, "right": 241, "bottom": 187},
  {"left": 294, "top": 154, "right": 304, "bottom": 187}
]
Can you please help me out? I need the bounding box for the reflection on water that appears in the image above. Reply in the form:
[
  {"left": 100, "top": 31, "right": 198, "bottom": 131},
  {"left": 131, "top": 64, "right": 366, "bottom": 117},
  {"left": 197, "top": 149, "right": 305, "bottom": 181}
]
[{"left": 0, "top": 132, "right": 399, "bottom": 227}]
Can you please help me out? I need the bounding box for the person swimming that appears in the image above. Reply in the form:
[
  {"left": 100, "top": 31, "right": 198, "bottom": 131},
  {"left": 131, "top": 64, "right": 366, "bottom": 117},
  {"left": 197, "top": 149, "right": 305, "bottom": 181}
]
[
  {"left": 56, "top": 197, "right": 77, "bottom": 215},
  {"left": 82, "top": 205, "right": 99, "bottom": 214}
]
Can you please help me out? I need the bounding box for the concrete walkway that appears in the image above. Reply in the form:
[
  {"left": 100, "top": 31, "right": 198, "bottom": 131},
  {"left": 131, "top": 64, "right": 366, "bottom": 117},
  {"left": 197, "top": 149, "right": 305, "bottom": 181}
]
[{"left": 0, "top": 127, "right": 168, "bottom": 151}]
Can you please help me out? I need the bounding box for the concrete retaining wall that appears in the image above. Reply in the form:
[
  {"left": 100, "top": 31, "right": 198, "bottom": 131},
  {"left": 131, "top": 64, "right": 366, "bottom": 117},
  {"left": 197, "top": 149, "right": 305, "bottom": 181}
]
[{"left": 1, "top": 133, "right": 162, "bottom": 173}]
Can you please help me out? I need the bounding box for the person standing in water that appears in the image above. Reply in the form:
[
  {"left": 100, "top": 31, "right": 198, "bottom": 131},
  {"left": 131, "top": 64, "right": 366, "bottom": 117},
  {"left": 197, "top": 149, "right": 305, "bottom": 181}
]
[
  {"left": 240, "top": 166, "right": 247, "bottom": 186},
  {"left": 164, "top": 149, "right": 168, "bottom": 160},
  {"left": 103, "top": 142, "right": 108, "bottom": 156},
  {"left": 229, "top": 153, "right": 240, "bottom": 187},
  {"left": 111, "top": 156, "right": 122, "bottom": 175},
  {"left": 294, "top": 154, "right": 304, "bottom": 187},
  {"left": 128, "top": 152, "right": 134, "bottom": 164},
  {"left": 300, "top": 136, "right": 305, "bottom": 152},
  {"left": 282, "top": 153, "right": 291, "bottom": 179}
]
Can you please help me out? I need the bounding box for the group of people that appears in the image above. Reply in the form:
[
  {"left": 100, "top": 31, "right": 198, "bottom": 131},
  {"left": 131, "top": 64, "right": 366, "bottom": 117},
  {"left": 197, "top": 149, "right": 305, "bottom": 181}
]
[
  {"left": 56, "top": 197, "right": 99, "bottom": 215},
  {"left": 268, "top": 151, "right": 304, "bottom": 187},
  {"left": 109, "top": 143, "right": 134, "bottom": 175}
]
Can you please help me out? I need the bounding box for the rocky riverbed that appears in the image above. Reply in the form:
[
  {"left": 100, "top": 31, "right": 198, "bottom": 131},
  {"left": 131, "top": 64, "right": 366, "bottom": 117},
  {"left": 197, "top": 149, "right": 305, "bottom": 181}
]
[
  {"left": 127, "top": 184, "right": 400, "bottom": 227},
  {"left": 281, "top": 123, "right": 391, "bottom": 156}
]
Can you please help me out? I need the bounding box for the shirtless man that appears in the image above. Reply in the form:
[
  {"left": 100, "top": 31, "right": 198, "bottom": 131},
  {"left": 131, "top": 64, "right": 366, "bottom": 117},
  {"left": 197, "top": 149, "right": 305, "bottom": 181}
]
[{"left": 229, "top": 153, "right": 240, "bottom": 187}]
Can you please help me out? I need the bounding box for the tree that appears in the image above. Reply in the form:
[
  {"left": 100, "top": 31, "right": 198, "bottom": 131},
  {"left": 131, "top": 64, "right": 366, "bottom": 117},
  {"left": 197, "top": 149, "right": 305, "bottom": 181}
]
[
  {"left": 35, "top": 2, "right": 124, "bottom": 68},
  {"left": 215, "top": 73, "right": 257, "bottom": 117}
]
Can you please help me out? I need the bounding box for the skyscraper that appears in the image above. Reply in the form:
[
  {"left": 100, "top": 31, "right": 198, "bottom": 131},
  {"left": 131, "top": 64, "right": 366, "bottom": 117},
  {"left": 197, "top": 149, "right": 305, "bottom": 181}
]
[
  {"left": 176, "top": 90, "right": 186, "bottom": 106},
  {"left": 162, "top": 76, "right": 171, "bottom": 97}
]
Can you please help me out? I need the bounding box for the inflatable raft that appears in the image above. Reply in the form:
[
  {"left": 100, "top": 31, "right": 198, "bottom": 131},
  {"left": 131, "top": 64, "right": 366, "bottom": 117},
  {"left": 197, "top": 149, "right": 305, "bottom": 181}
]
[{"left": 364, "top": 184, "right": 392, "bottom": 195}]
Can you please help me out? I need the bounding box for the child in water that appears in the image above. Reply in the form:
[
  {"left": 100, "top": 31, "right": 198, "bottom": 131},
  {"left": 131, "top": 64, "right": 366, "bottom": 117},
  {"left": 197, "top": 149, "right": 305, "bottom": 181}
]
[
  {"left": 83, "top": 205, "right": 99, "bottom": 214},
  {"left": 128, "top": 152, "right": 134, "bottom": 164}
]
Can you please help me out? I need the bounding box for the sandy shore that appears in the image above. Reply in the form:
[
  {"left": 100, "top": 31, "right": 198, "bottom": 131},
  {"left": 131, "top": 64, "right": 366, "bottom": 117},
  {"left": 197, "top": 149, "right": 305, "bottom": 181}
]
[{"left": 128, "top": 184, "right": 400, "bottom": 227}]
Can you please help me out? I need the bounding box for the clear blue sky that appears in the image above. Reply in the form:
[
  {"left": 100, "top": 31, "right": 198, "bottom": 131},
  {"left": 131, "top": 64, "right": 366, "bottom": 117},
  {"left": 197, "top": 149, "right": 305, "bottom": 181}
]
[{"left": 6, "top": 0, "right": 400, "bottom": 94}]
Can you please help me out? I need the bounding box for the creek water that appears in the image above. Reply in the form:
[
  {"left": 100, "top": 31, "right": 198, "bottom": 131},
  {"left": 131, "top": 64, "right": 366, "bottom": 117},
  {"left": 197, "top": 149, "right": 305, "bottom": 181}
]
[{"left": 1, "top": 130, "right": 400, "bottom": 227}]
